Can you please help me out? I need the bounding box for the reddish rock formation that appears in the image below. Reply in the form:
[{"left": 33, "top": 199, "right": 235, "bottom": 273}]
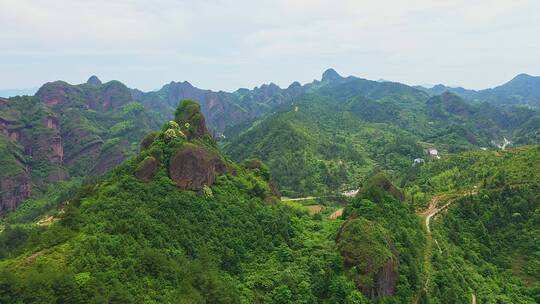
[
  {"left": 336, "top": 217, "right": 399, "bottom": 299},
  {"left": 134, "top": 156, "right": 159, "bottom": 182},
  {"left": 0, "top": 171, "right": 32, "bottom": 216},
  {"left": 35, "top": 81, "right": 75, "bottom": 107},
  {"left": 36, "top": 79, "right": 132, "bottom": 112},
  {"left": 140, "top": 132, "right": 159, "bottom": 150},
  {"left": 372, "top": 240, "right": 399, "bottom": 297},
  {"left": 169, "top": 143, "right": 228, "bottom": 190},
  {"left": 8, "top": 130, "right": 19, "bottom": 141},
  {"left": 46, "top": 116, "right": 59, "bottom": 130},
  {"left": 100, "top": 81, "right": 132, "bottom": 110}
]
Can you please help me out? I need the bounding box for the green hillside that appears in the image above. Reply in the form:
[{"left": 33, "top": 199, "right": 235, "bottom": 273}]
[
  {"left": 0, "top": 101, "right": 434, "bottom": 303},
  {"left": 0, "top": 78, "right": 161, "bottom": 215},
  {"left": 224, "top": 79, "right": 540, "bottom": 197},
  {"left": 406, "top": 146, "right": 540, "bottom": 303}
]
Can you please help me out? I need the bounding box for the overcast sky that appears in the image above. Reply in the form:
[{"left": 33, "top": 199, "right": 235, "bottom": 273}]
[{"left": 1, "top": 0, "right": 540, "bottom": 92}]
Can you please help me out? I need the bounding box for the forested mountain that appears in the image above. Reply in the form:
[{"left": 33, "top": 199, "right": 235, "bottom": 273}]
[
  {"left": 0, "top": 69, "right": 539, "bottom": 304},
  {"left": 405, "top": 146, "right": 540, "bottom": 303},
  {"left": 421, "top": 73, "right": 540, "bottom": 109},
  {"left": 3, "top": 69, "right": 538, "bottom": 214},
  {"left": 223, "top": 72, "right": 540, "bottom": 196},
  {"left": 0, "top": 101, "right": 427, "bottom": 303},
  {"left": 0, "top": 77, "right": 161, "bottom": 215}
]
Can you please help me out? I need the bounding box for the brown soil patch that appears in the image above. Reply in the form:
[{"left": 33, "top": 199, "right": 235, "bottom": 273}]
[
  {"left": 328, "top": 208, "right": 344, "bottom": 220},
  {"left": 305, "top": 205, "right": 322, "bottom": 215}
]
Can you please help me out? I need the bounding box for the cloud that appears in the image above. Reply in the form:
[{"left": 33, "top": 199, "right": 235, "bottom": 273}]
[{"left": 1, "top": 0, "right": 539, "bottom": 91}]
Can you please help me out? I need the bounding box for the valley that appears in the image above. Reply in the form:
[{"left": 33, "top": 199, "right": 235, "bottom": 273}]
[
  {"left": 0, "top": 70, "right": 539, "bottom": 303},
  {"left": 2, "top": 2, "right": 540, "bottom": 302}
]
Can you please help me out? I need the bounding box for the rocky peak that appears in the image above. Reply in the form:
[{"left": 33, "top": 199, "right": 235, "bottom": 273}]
[
  {"left": 322, "top": 68, "right": 342, "bottom": 82},
  {"left": 287, "top": 81, "right": 301, "bottom": 89},
  {"left": 174, "top": 99, "right": 211, "bottom": 139},
  {"left": 169, "top": 143, "right": 228, "bottom": 190},
  {"left": 135, "top": 100, "right": 232, "bottom": 190},
  {"left": 259, "top": 83, "right": 281, "bottom": 97},
  {"left": 87, "top": 75, "right": 102, "bottom": 87}
]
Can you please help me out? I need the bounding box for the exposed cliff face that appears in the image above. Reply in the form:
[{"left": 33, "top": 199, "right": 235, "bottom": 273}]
[
  {"left": 134, "top": 156, "right": 159, "bottom": 182},
  {"left": 0, "top": 171, "right": 32, "bottom": 216},
  {"left": 0, "top": 78, "right": 161, "bottom": 215},
  {"left": 169, "top": 143, "right": 228, "bottom": 190},
  {"left": 134, "top": 79, "right": 307, "bottom": 133},
  {"left": 36, "top": 81, "right": 81, "bottom": 107},
  {"left": 336, "top": 217, "right": 399, "bottom": 298},
  {"left": 0, "top": 136, "right": 32, "bottom": 215},
  {"left": 136, "top": 100, "right": 235, "bottom": 191},
  {"left": 36, "top": 79, "right": 132, "bottom": 112}
]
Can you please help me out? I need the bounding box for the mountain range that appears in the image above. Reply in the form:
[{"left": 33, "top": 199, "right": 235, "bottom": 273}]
[
  {"left": 1, "top": 69, "right": 539, "bottom": 214},
  {"left": 0, "top": 69, "right": 539, "bottom": 303},
  {"left": 420, "top": 73, "right": 540, "bottom": 108}
]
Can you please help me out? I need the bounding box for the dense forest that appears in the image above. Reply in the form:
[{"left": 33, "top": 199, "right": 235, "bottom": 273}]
[
  {"left": 0, "top": 69, "right": 539, "bottom": 303},
  {"left": 406, "top": 146, "right": 540, "bottom": 303}
]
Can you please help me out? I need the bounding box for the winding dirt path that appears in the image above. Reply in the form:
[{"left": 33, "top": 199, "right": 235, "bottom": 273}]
[{"left": 419, "top": 191, "right": 478, "bottom": 304}]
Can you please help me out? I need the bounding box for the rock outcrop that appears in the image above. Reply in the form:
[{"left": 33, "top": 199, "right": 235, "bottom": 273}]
[
  {"left": 322, "top": 68, "right": 343, "bottom": 82},
  {"left": 336, "top": 217, "right": 399, "bottom": 298},
  {"left": 0, "top": 171, "right": 32, "bottom": 216},
  {"left": 135, "top": 156, "right": 159, "bottom": 182},
  {"left": 87, "top": 75, "right": 102, "bottom": 87},
  {"left": 0, "top": 136, "right": 32, "bottom": 215},
  {"left": 174, "top": 100, "right": 211, "bottom": 139},
  {"left": 169, "top": 143, "right": 228, "bottom": 190},
  {"left": 0, "top": 78, "right": 161, "bottom": 215}
]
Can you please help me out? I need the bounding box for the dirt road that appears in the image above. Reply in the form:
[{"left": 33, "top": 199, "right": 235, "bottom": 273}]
[{"left": 419, "top": 191, "right": 477, "bottom": 304}]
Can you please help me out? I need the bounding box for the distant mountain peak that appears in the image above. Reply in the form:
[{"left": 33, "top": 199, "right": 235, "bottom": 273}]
[
  {"left": 507, "top": 73, "right": 537, "bottom": 84},
  {"left": 322, "top": 68, "right": 342, "bottom": 81},
  {"left": 87, "top": 75, "right": 102, "bottom": 86},
  {"left": 513, "top": 73, "right": 533, "bottom": 79}
]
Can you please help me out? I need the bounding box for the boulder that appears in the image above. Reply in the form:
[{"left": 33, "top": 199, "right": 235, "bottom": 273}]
[
  {"left": 135, "top": 156, "right": 159, "bottom": 182},
  {"left": 174, "top": 100, "right": 211, "bottom": 139},
  {"left": 169, "top": 143, "right": 228, "bottom": 190}
]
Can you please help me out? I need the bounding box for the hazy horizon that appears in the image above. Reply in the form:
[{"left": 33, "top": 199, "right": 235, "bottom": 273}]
[{"left": 2, "top": 0, "right": 540, "bottom": 92}]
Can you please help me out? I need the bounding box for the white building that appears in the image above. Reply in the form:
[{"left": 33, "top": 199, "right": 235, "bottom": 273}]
[{"left": 428, "top": 149, "right": 440, "bottom": 160}]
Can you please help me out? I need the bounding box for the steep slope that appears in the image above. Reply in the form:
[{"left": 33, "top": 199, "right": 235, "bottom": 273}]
[
  {"left": 476, "top": 73, "right": 540, "bottom": 108},
  {"left": 224, "top": 79, "right": 539, "bottom": 196},
  {"left": 133, "top": 79, "right": 304, "bottom": 134},
  {"left": 0, "top": 101, "right": 353, "bottom": 303},
  {"left": 406, "top": 146, "right": 540, "bottom": 303},
  {"left": 338, "top": 173, "right": 425, "bottom": 301},
  {"left": 0, "top": 77, "right": 161, "bottom": 214}
]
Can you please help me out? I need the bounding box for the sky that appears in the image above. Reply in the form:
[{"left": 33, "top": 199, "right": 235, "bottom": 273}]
[{"left": 1, "top": 0, "right": 540, "bottom": 93}]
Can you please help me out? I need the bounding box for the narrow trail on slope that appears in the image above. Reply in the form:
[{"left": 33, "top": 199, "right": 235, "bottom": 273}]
[{"left": 418, "top": 191, "right": 478, "bottom": 304}]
